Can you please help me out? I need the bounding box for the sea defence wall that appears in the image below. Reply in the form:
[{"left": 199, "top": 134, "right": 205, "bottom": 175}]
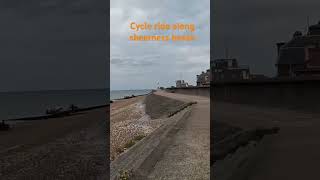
[
  {"left": 166, "top": 78, "right": 320, "bottom": 112},
  {"left": 166, "top": 87, "right": 210, "bottom": 98},
  {"left": 211, "top": 78, "right": 320, "bottom": 112}
]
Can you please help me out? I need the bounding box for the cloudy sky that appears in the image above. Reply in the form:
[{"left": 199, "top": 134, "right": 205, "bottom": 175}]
[
  {"left": 2, "top": 0, "right": 318, "bottom": 92},
  {"left": 0, "top": 0, "right": 107, "bottom": 92},
  {"left": 213, "top": 0, "right": 320, "bottom": 77},
  {"left": 110, "top": 0, "right": 210, "bottom": 90}
]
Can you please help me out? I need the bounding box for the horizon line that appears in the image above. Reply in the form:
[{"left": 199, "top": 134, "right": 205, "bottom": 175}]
[{"left": 0, "top": 88, "right": 109, "bottom": 94}]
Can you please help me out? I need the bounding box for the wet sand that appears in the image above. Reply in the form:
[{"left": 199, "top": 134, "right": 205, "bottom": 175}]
[{"left": 0, "top": 108, "right": 108, "bottom": 179}]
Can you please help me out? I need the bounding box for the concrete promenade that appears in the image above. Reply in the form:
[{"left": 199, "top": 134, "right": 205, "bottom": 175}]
[
  {"left": 147, "top": 91, "right": 210, "bottom": 179},
  {"left": 214, "top": 102, "right": 320, "bottom": 180}
]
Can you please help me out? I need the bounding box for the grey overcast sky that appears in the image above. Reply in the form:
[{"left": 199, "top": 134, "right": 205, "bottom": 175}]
[
  {"left": 0, "top": 0, "right": 107, "bottom": 92},
  {"left": 213, "top": 0, "right": 320, "bottom": 77},
  {"left": 110, "top": 0, "right": 210, "bottom": 90}
]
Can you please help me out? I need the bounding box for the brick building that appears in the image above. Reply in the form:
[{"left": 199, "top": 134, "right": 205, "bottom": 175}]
[
  {"left": 276, "top": 21, "right": 320, "bottom": 77},
  {"left": 210, "top": 58, "right": 250, "bottom": 82},
  {"left": 176, "top": 80, "right": 188, "bottom": 88},
  {"left": 196, "top": 69, "right": 210, "bottom": 87}
]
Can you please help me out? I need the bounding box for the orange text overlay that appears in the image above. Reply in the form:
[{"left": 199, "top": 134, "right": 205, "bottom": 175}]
[{"left": 128, "top": 22, "right": 197, "bottom": 41}]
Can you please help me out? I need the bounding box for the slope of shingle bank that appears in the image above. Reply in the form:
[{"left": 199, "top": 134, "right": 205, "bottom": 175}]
[
  {"left": 144, "top": 93, "right": 185, "bottom": 119},
  {"left": 110, "top": 94, "right": 185, "bottom": 160},
  {"left": 212, "top": 120, "right": 279, "bottom": 180},
  {"left": 110, "top": 98, "right": 192, "bottom": 180}
]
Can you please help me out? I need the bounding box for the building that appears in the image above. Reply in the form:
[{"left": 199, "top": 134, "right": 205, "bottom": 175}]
[
  {"left": 276, "top": 21, "right": 320, "bottom": 77},
  {"left": 176, "top": 80, "right": 188, "bottom": 88},
  {"left": 196, "top": 69, "right": 211, "bottom": 87},
  {"left": 210, "top": 58, "right": 250, "bottom": 82}
]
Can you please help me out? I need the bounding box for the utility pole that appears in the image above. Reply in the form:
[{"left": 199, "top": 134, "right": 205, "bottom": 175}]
[
  {"left": 225, "top": 46, "right": 229, "bottom": 59},
  {"left": 307, "top": 16, "right": 310, "bottom": 35}
]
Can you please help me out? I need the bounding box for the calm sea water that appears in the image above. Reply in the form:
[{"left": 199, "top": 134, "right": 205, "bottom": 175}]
[
  {"left": 0, "top": 89, "right": 108, "bottom": 120},
  {"left": 110, "top": 89, "right": 152, "bottom": 100},
  {"left": 0, "top": 89, "right": 152, "bottom": 120}
]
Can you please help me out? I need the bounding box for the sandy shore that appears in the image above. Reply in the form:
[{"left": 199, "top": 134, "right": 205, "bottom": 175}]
[
  {"left": 110, "top": 94, "right": 184, "bottom": 160},
  {"left": 0, "top": 108, "right": 108, "bottom": 179}
]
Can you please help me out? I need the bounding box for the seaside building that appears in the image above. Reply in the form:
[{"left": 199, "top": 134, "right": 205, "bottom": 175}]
[
  {"left": 210, "top": 58, "right": 250, "bottom": 82},
  {"left": 176, "top": 80, "right": 188, "bottom": 88},
  {"left": 276, "top": 21, "right": 320, "bottom": 77},
  {"left": 196, "top": 69, "right": 211, "bottom": 87}
]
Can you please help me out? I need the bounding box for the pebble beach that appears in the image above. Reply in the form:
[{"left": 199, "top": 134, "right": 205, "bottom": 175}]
[
  {"left": 0, "top": 108, "right": 108, "bottom": 179},
  {"left": 110, "top": 93, "right": 184, "bottom": 160}
]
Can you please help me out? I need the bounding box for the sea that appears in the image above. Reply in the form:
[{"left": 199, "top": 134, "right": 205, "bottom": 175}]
[
  {"left": 110, "top": 89, "right": 152, "bottom": 100},
  {"left": 0, "top": 89, "right": 151, "bottom": 120}
]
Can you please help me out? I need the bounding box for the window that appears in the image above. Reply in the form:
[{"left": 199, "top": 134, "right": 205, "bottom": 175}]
[{"left": 242, "top": 71, "right": 247, "bottom": 79}]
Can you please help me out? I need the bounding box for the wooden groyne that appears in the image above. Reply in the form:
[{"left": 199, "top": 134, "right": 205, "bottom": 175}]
[{"left": 6, "top": 104, "right": 108, "bottom": 121}]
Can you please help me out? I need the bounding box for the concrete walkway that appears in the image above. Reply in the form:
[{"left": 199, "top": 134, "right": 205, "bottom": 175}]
[
  {"left": 214, "top": 102, "right": 320, "bottom": 180},
  {"left": 146, "top": 91, "right": 210, "bottom": 180}
]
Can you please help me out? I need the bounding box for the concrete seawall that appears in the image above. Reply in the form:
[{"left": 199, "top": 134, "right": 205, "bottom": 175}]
[
  {"left": 211, "top": 78, "right": 320, "bottom": 112},
  {"left": 167, "top": 78, "right": 320, "bottom": 111},
  {"left": 166, "top": 87, "right": 210, "bottom": 98},
  {"left": 110, "top": 106, "right": 192, "bottom": 179}
]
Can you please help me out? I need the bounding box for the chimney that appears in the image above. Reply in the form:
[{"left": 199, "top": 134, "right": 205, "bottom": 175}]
[{"left": 276, "top": 42, "right": 285, "bottom": 56}]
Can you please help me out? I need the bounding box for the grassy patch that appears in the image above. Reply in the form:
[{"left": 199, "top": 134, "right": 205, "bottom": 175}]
[
  {"left": 122, "top": 134, "right": 146, "bottom": 151},
  {"left": 145, "top": 94, "right": 184, "bottom": 119},
  {"left": 119, "top": 169, "right": 132, "bottom": 180},
  {"left": 123, "top": 140, "right": 136, "bottom": 150},
  {"left": 133, "top": 134, "right": 145, "bottom": 141},
  {"left": 116, "top": 147, "right": 124, "bottom": 154},
  {"left": 168, "top": 101, "right": 197, "bottom": 117}
]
